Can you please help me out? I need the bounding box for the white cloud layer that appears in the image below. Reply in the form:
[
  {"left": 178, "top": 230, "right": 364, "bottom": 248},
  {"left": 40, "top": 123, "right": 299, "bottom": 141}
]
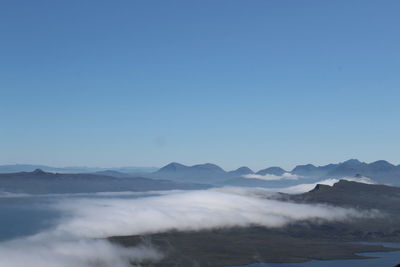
[
  {"left": 0, "top": 182, "right": 378, "bottom": 267},
  {"left": 243, "top": 172, "right": 300, "bottom": 181},
  {"left": 220, "top": 176, "right": 375, "bottom": 195},
  {"left": 54, "top": 188, "right": 376, "bottom": 238}
]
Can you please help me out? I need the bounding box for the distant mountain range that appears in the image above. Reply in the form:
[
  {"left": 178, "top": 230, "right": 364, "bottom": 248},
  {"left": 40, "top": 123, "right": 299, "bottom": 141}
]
[
  {"left": 149, "top": 162, "right": 228, "bottom": 184},
  {"left": 289, "top": 159, "right": 400, "bottom": 184},
  {"left": 1, "top": 159, "right": 400, "bottom": 188},
  {"left": 148, "top": 159, "right": 400, "bottom": 186}
]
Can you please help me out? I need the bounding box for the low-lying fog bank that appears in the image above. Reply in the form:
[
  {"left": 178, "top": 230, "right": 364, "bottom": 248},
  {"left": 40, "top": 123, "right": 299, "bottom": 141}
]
[{"left": 0, "top": 178, "right": 388, "bottom": 267}]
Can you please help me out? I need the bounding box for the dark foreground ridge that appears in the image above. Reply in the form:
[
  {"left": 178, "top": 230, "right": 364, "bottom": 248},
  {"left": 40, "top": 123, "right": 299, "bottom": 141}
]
[{"left": 109, "top": 227, "right": 399, "bottom": 267}]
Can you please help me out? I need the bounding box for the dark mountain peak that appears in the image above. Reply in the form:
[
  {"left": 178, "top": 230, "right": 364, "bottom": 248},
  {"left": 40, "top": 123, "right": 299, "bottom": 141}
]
[
  {"left": 229, "top": 166, "right": 254, "bottom": 175},
  {"left": 158, "top": 162, "right": 188, "bottom": 172},
  {"left": 325, "top": 160, "right": 366, "bottom": 177},
  {"left": 335, "top": 179, "right": 352, "bottom": 185},
  {"left": 94, "top": 170, "right": 130, "bottom": 178},
  {"left": 296, "top": 163, "right": 316, "bottom": 169},
  {"left": 236, "top": 166, "right": 253, "bottom": 172},
  {"left": 151, "top": 162, "right": 228, "bottom": 184},
  {"left": 342, "top": 159, "right": 363, "bottom": 166},
  {"left": 191, "top": 163, "right": 225, "bottom": 172},
  {"left": 32, "top": 168, "right": 47, "bottom": 175},
  {"left": 256, "top": 167, "right": 286, "bottom": 176},
  {"left": 292, "top": 164, "right": 317, "bottom": 172},
  {"left": 309, "top": 183, "right": 331, "bottom": 193},
  {"left": 369, "top": 160, "right": 394, "bottom": 169},
  {"left": 321, "top": 163, "right": 338, "bottom": 168},
  {"left": 308, "top": 179, "right": 371, "bottom": 195},
  {"left": 329, "top": 179, "right": 377, "bottom": 190}
]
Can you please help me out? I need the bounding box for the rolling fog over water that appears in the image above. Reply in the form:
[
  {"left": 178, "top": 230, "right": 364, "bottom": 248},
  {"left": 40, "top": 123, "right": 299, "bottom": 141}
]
[{"left": 0, "top": 181, "right": 397, "bottom": 267}]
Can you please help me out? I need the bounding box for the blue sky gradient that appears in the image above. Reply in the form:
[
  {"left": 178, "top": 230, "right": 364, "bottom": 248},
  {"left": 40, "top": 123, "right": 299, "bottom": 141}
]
[{"left": 1, "top": 0, "right": 399, "bottom": 170}]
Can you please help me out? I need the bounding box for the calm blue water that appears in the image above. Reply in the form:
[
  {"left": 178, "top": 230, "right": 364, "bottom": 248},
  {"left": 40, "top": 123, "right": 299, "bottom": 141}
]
[
  {"left": 0, "top": 192, "right": 159, "bottom": 241},
  {"left": 230, "top": 242, "right": 400, "bottom": 267},
  {"left": 0, "top": 196, "right": 61, "bottom": 240}
]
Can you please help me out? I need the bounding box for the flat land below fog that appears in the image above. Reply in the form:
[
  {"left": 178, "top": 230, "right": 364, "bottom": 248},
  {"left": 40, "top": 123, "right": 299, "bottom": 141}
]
[{"left": 109, "top": 227, "right": 400, "bottom": 267}]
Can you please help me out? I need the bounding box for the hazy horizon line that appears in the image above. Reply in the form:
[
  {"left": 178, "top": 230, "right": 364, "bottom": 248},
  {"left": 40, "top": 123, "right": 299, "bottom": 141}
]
[{"left": 1, "top": 158, "right": 399, "bottom": 173}]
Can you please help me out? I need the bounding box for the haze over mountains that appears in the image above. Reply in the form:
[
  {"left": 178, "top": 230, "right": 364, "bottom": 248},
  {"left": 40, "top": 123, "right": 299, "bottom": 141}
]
[
  {"left": 149, "top": 159, "right": 400, "bottom": 187},
  {"left": 1, "top": 159, "right": 400, "bottom": 195},
  {"left": 2, "top": 159, "right": 399, "bottom": 181}
]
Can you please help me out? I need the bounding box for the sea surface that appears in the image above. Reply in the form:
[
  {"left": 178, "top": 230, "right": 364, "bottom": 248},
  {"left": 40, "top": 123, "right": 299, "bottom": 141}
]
[
  {"left": 230, "top": 242, "right": 400, "bottom": 267},
  {"left": 0, "top": 192, "right": 158, "bottom": 241}
]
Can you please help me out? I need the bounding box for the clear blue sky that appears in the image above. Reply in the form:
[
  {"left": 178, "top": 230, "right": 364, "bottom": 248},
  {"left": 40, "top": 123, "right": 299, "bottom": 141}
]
[{"left": 1, "top": 0, "right": 399, "bottom": 170}]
